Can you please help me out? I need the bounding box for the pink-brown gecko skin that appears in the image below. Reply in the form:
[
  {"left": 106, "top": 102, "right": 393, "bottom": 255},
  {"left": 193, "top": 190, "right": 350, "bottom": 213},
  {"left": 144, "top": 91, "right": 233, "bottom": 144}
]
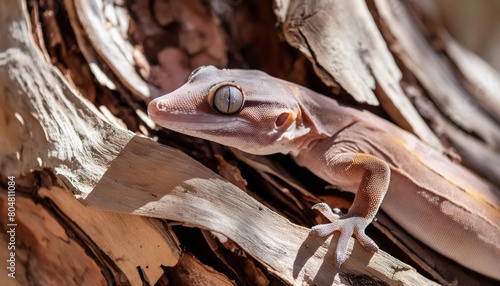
[{"left": 148, "top": 66, "right": 500, "bottom": 279}]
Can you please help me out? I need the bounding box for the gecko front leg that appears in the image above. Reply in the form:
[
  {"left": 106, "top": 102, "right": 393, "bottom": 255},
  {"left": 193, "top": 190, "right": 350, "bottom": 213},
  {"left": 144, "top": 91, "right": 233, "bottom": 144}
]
[{"left": 310, "top": 153, "right": 390, "bottom": 266}]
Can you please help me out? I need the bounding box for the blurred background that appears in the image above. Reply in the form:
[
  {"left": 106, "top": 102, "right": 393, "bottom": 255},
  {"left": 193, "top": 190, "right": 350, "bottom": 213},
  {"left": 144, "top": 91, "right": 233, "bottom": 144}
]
[{"left": 435, "top": 0, "right": 500, "bottom": 71}]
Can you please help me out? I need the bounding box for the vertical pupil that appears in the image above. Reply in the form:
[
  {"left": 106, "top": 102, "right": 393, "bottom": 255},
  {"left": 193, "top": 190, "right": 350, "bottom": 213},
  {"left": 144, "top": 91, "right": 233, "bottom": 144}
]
[
  {"left": 212, "top": 85, "right": 243, "bottom": 114},
  {"left": 225, "top": 86, "right": 232, "bottom": 113}
]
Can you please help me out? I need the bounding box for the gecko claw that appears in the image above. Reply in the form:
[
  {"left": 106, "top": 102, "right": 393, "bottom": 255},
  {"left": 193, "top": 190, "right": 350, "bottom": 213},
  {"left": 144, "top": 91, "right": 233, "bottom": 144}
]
[
  {"left": 311, "top": 202, "right": 379, "bottom": 266},
  {"left": 312, "top": 202, "right": 341, "bottom": 221}
]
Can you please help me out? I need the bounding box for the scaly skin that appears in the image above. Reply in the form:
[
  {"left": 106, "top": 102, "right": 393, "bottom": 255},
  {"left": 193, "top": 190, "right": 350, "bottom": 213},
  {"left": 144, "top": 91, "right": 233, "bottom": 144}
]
[{"left": 148, "top": 66, "right": 500, "bottom": 279}]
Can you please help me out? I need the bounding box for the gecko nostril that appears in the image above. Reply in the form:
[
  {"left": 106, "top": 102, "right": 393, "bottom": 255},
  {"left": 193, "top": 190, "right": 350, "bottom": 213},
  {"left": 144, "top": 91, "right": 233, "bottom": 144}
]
[{"left": 156, "top": 100, "right": 168, "bottom": 111}]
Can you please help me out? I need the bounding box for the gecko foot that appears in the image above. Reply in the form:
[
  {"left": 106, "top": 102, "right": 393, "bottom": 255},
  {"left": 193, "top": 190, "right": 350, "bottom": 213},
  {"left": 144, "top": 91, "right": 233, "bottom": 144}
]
[{"left": 311, "top": 203, "right": 378, "bottom": 266}]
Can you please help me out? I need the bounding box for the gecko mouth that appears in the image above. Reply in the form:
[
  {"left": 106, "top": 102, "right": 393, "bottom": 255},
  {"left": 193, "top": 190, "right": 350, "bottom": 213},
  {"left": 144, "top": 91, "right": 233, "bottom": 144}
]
[
  {"left": 148, "top": 100, "right": 251, "bottom": 131},
  {"left": 150, "top": 114, "right": 251, "bottom": 131}
]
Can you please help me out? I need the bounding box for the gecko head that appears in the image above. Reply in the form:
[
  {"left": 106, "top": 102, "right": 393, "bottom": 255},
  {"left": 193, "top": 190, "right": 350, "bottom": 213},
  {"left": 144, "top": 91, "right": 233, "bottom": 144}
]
[{"left": 148, "top": 66, "right": 325, "bottom": 155}]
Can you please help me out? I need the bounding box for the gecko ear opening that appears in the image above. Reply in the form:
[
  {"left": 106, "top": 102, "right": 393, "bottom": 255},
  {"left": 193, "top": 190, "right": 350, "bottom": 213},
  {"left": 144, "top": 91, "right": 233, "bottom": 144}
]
[{"left": 275, "top": 112, "right": 290, "bottom": 127}]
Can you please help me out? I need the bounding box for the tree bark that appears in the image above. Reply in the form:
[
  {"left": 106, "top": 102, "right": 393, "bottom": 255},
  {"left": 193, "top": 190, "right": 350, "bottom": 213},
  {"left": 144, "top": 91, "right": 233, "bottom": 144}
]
[{"left": 0, "top": 0, "right": 498, "bottom": 285}]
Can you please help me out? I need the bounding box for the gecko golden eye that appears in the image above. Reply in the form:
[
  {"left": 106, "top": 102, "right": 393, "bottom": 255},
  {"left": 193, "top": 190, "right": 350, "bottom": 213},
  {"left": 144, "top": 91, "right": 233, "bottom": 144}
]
[{"left": 209, "top": 84, "right": 244, "bottom": 115}]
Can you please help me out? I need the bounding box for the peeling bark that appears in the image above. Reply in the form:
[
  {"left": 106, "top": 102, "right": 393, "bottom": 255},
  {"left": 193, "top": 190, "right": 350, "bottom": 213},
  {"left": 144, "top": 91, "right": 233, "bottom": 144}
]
[{"left": 0, "top": 0, "right": 498, "bottom": 285}]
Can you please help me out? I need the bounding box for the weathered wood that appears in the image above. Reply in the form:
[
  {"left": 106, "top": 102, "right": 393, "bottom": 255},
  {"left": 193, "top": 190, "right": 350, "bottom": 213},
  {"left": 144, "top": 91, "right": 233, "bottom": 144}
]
[
  {"left": 0, "top": 0, "right": 440, "bottom": 284},
  {"left": 374, "top": 0, "right": 500, "bottom": 150},
  {"left": 373, "top": 0, "right": 500, "bottom": 185},
  {"left": 0, "top": 0, "right": 181, "bottom": 283},
  {"left": 445, "top": 34, "right": 500, "bottom": 123},
  {"left": 274, "top": 0, "right": 443, "bottom": 150},
  {"left": 2, "top": 0, "right": 498, "bottom": 284},
  {"left": 166, "top": 252, "right": 236, "bottom": 285},
  {"left": 0, "top": 191, "right": 107, "bottom": 285},
  {"left": 38, "top": 187, "right": 180, "bottom": 285},
  {"left": 71, "top": 0, "right": 162, "bottom": 100}
]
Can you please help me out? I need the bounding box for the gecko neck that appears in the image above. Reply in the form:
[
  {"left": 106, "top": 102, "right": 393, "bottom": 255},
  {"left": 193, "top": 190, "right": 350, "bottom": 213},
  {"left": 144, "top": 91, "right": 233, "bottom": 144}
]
[{"left": 295, "top": 85, "right": 361, "bottom": 141}]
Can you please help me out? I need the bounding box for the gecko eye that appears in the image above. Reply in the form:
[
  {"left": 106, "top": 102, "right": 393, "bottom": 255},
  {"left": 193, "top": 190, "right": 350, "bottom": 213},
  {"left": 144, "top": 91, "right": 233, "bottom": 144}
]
[{"left": 209, "top": 83, "right": 244, "bottom": 115}]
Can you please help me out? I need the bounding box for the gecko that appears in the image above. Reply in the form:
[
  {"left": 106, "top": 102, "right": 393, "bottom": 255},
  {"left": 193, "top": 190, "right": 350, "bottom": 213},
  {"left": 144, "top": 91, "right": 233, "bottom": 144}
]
[{"left": 148, "top": 65, "right": 500, "bottom": 280}]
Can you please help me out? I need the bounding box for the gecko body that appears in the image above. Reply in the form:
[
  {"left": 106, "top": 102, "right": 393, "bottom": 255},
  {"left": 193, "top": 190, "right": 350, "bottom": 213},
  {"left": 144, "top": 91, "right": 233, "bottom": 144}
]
[{"left": 148, "top": 66, "right": 500, "bottom": 279}]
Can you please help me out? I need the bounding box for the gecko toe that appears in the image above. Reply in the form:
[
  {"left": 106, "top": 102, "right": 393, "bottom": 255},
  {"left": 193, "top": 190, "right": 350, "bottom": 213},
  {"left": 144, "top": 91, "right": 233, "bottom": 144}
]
[
  {"left": 312, "top": 202, "right": 341, "bottom": 222},
  {"left": 356, "top": 231, "right": 379, "bottom": 253},
  {"left": 335, "top": 224, "right": 354, "bottom": 267},
  {"left": 311, "top": 222, "right": 341, "bottom": 237},
  {"left": 311, "top": 215, "right": 378, "bottom": 266}
]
